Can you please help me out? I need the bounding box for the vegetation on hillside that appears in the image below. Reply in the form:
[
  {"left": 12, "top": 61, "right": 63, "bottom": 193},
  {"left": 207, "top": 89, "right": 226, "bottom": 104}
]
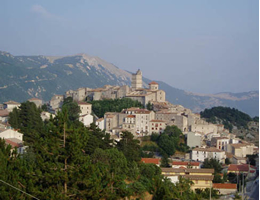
[
  {"left": 4, "top": 101, "right": 220, "bottom": 199},
  {"left": 88, "top": 98, "right": 144, "bottom": 118},
  {"left": 200, "top": 106, "right": 255, "bottom": 132}
]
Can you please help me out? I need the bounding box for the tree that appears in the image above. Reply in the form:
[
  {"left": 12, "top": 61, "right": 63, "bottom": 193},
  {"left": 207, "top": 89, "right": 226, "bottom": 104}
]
[
  {"left": 225, "top": 158, "right": 231, "bottom": 165},
  {"left": 202, "top": 158, "right": 222, "bottom": 174},
  {"left": 160, "top": 154, "right": 170, "bottom": 167},
  {"left": 158, "top": 134, "right": 175, "bottom": 156},
  {"left": 116, "top": 131, "right": 141, "bottom": 162},
  {"left": 146, "top": 102, "right": 153, "bottom": 111},
  {"left": 62, "top": 97, "right": 81, "bottom": 122}
]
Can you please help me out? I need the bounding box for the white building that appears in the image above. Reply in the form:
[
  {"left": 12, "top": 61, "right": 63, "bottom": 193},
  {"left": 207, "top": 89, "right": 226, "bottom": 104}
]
[
  {"left": 96, "top": 118, "right": 104, "bottom": 130},
  {"left": 211, "top": 137, "right": 230, "bottom": 151},
  {"left": 41, "top": 111, "right": 55, "bottom": 121},
  {"left": 3, "top": 101, "right": 20, "bottom": 112},
  {"left": 192, "top": 147, "right": 226, "bottom": 163},
  {"left": 78, "top": 101, "right": 92, "bottom": 116},
  {"left": 79, "top": 114, "right": 93, "bottom": 127},
  {"left": 0, "top": 110, "right": 9, "bottom": 123},
  {"left": 0, "top": 129, "right": 23, "bottom": 141}
]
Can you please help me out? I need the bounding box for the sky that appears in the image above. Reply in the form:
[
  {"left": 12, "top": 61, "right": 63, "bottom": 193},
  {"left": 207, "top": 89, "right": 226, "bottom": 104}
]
[{"left": 0, "top": 0, "right": 259, "bottom": 94}]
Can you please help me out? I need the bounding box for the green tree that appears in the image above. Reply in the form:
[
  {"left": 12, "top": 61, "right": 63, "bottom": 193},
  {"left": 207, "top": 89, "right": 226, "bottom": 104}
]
[
  {"left": 160, "top": 154, "right": 170, "bottom": 167},
  {"left": 62, "top": 97, "right": 81, "bottom": 122},
  {"left": 117, "top": 131, "right": 141, "bottom": 162}
]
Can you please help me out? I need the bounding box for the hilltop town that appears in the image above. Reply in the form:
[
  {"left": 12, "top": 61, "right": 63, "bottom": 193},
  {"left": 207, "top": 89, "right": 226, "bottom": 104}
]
[{"left": 0, "top": 70, "right": 258, "bottom": 198}]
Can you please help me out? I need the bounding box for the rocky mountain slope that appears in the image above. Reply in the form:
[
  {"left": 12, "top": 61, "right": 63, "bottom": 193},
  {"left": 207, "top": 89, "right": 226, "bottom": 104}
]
[{"left": 0, "top": 51, "right": 258, "bottom": 117}]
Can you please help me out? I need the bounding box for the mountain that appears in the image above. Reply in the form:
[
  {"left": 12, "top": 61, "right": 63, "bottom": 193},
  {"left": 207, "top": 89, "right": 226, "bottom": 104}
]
[{"left": 0, "top": 51, "right": 258, "bottom": 117}]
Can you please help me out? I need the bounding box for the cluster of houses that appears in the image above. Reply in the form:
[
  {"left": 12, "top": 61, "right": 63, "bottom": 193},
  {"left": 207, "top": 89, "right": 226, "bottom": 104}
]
[
  {"left": 0, "top": 70, "right": 258, "bottom": 196},
  {"left": 141, "top": 158, "right": 257, "bottom": 195}
]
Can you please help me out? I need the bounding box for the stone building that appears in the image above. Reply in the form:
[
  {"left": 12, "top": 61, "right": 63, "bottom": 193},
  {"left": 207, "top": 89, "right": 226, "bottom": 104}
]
[
  {"left": 78, "top": 101, "right": 92, "bottom": 116},
  {"left": 3, "top": 101, "right": 20, "bottom": 112},
  {"left": 131, "top": 69, "right": 142, "bottom": 90},
  {"left": 49, "top": 95, "right": 64, "bottom": 111},
  {"left": 187, "top": 132, "right": 202, "bottom": 148},
  {"left": 28, "top": 98, "right": 43, "bottom": 108},
  {"left": 191, "top": 147, "right": 226, "bottom": 163}
]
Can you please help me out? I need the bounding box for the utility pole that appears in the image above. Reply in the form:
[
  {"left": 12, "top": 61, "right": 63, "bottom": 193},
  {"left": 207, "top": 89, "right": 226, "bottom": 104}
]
[
  {"left": 242, "top": 173, "right": 244, "bottom": 200},
  {"left": 210, "top": 182, "right": 212, "bottom": 200}
]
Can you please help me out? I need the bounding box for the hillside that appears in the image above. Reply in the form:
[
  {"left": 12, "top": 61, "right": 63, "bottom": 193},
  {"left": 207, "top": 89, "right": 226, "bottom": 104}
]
[
  {"left": 200, "top": 106, "right": 259, "bottom": 145},
  {"left": 0, "top": 51, "right": 258, "bottom": 117}
]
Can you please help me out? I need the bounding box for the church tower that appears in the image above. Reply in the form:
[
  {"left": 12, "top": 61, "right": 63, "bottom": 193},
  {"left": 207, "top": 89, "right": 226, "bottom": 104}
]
[{"left": 131, "top": 69, "right": 142, "bottom": 90}]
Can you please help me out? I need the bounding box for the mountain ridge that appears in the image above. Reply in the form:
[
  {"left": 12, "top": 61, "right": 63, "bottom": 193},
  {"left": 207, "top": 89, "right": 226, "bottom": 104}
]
[{"left": 0, "top": 51, "right": 258, "bottom": 117}]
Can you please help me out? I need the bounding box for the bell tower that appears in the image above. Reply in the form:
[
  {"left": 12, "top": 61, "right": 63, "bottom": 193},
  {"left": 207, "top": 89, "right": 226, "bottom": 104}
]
[{"left": 131, "top": 69, "right": 142, "bottom": 90}]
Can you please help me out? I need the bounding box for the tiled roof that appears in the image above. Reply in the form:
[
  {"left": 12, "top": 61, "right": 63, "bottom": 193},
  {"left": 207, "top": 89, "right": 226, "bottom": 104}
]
[
  {"left": 96, "top": 118, "right": 104, "bottom": 122},
  {"left": 126, "top": 115, "right": 136, "bottom": 118},
  {"left": 193, "top": 147, "right": 224, "bottom": 153},
  {"left": 4, "top": 101, "right": 20, "bottom": 105},
  {"left": 0, "top": 110, "right": 9, "bottom": 117},
  {"left": 172, "top": 161, "right": 200, "bottom": 166},
  {"left": 4, "top": 139, "right": 22, "bottom": 148},
  {"left": 213, "top": 137, "right": 229, "bottom": 140},
  {"left": 213, "top": 183, "right": 237, "bottom": 189},
  {"left": 28, "top": 98, "right": 42, "bottom": 101},
  {"left": 141, "top": 158, "right": 160, "bottom": 165},
  {"left": 150, "top": 120, "right": 166, "bottom": 123},
  {"left": 184, "top": 175, "right": 214, "bottom": 181},
  {"left": 149, "top": 81, "right": 159, "bottom": 85},
  {"left": 161, "top": 168, "right": 214, "bottom": 173},
  {"left": 77, "top": 101, "right": 91, "bottom": 105},
  {"left": 228, "top": 164, "right": 250, "bottom": 172}
]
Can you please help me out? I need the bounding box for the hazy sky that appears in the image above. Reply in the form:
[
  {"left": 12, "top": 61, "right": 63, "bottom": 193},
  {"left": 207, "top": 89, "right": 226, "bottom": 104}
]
[{"left": 0, "top": 0, "right": 259, "bottom": 94}]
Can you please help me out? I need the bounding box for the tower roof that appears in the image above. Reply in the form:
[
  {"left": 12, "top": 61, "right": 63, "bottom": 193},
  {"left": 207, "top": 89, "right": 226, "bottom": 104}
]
[
  {"left": 149, "top": 81, "right": 158, "bottom": 85},
  {"left": 136, "top": 69, "right": 142, "bottom": 75}
]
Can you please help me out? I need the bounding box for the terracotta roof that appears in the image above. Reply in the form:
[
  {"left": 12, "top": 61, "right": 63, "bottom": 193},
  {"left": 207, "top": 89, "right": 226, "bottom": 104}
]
[
  {"left": 96, "top": 118, "right": 104, "bottom": 122},
  {"left": 4, "top": 101, "right": 20, "bottom": 105},
  {"left": 213, "top": 137, "right": 229, "bottom": 140},
  {"left": 0, "top": 110, "right": 9, "bottom": 117},
  {"left": 77, "top": 101, "right": 91, "bottom": 105},
  {"left": 149, "top": 81, "right": 159, "bottom": 85},
  {"left": 230, "top": 143, "right": 247, "bottom": 148},
  {"left": 141, "top": 158, "right": 160, "bottom": 165},
  {"left": 250, "top": 170, "right": 256, "bottom": 173},
  {"left": 161, "top": 168, "right": 214, "bottom": 173},
  {"left": 106, "top": 115, "right": 115, "bottom": 119},
  {"left": 193, "top": 147, "right": 224, "bottom": 153},
  {"left": 183, "top": 175, "right": 214, "bottom": 181},
  {"left": 150, "top": 120, "right": 166, "bottom": 123},
  {"left": 172, "top": 161, "right": 200, "bottom": 166},
  {"left": 4, "top": 139, "right": 22, "bottom": 148},
  {"left": 185, "top": 168, "right": 214, "bottom": 173},
  {"left": 213, "top": 183, "right": 237, "bottom": 189},
  {"left": 126, "top": 115, "right": 136, "bottom": 118},
  {"left": 228, "top": 164, "right": 250, "bottom": 172},
  {"left": 28, "top": 98, "right": 42, "bottom": 101}
]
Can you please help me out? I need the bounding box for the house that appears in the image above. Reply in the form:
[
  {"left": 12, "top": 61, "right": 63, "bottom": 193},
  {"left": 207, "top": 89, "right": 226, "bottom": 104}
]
[
  {"left": 0, "top": 110, "right": 9, "bottom": 123},
  {"left": 104, "top": 112, "right": 119, "bottom": 131},
  {"left": 149, "top": 120, "right": 166, "bottom": 134},
  {"left": 96, "top": 118, "right": 104, "bottom": 130},
  {"left": 4, "top": 138, "right": 26, "bottom": 154},
  {"left": 172, "top": 161, "right": 201, "bottom": 169},
  {"left": 141, "top": 158, "right": 160, "bottom": 166},
  {"left": 79, "top": 114, "right": 93, "bottom": 127},
  {"left": 187, "top": 132, "right": 202, "bottom": 148},
  {"left": 77, "top": 101, "right": 92, "bottom": 116},
  {"left": 50, "top": 95, "right": 64, "bottom": 111},
  {"left": 211, "top": 137, "right": 229, "bottom": 151},
  {"left": 41, "top": 111, "right": 55, "bottom": 121},
  {"left": 3, "top": 101, "right": 20, "bottom": 112},
  {"left": 161, "top": 168, "right": 214, "bottom": 190},
  {"left": 0, "top": 129, "right": 23, "bottom": 141},
  {"left": 227, "top": 164, "right": 256, "bottom": 175},
  {"left": 191, "top": 147, "right": 226, "bottom": 163},
  {"left": 227, "top": 143, "right": 254, "bottom": 158},
  {"left": 213, "top": 183, "right": 237, "bottom": 195},
  {"left": 231, "top": 156, "right": 247, "bottom": 164},
  {"left": 28, "top": 98, "right": 43, "bottom": 108},
  {"left": 121, "top": 107, "right": 155, "bottom": 135}
]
